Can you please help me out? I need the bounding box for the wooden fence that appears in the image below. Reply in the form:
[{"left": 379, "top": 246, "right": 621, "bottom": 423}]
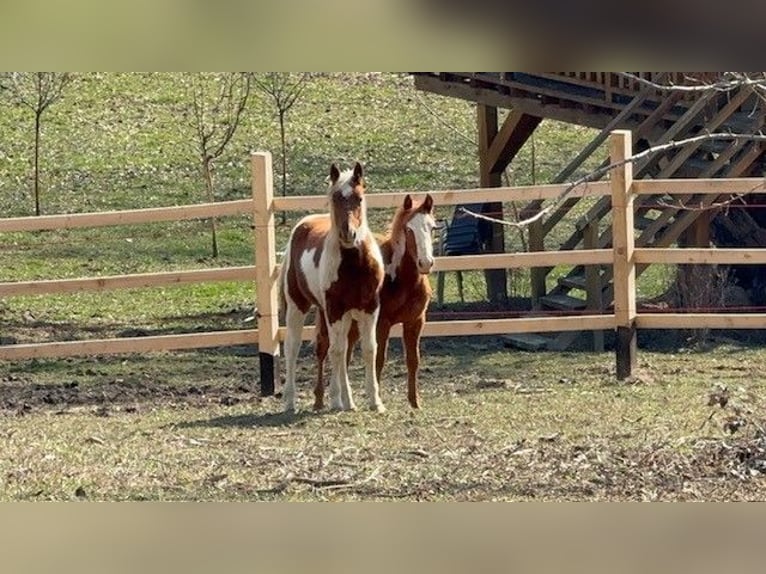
[{"left": 1, "top": 132, "right": 766, "bottom": 393}]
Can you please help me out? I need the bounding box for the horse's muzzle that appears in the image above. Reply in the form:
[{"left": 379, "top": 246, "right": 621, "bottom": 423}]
[{"left": 418, "top": 258, "right": 434, "bottom": 274}]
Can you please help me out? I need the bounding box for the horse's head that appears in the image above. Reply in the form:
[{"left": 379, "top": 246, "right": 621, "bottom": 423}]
[
  {"left": 402, "top": 194, "right": 436, "bottom": 274},
  {"left": 329, "top": 162, "right": 367, "bottom": 248}
]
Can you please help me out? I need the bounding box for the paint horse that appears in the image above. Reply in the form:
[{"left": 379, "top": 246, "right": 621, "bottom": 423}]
[
  {"left": 314, "top": 193, "right": 436, "bottom": 409},
  {"left": 280, "top": 162, "right": 386, "bottom": 413}
]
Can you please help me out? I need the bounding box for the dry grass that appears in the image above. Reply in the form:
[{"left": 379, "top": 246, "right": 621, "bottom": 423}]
[{"left": 3, "top": 336, "right": 766, "bottom": 501}]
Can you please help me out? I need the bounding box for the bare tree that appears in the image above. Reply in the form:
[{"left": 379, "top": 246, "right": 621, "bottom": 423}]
[
  {"left": 4, "top": 72, "right": 74, "bottom": 215},
  {"left": 253, "top": 73, "right": 309, "bottom": 224},
  {"left": 185, "top": 72, "right": 252, "bottom": 258}
]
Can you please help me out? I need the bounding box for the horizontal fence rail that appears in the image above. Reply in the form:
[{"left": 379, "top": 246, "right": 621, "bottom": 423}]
[{"left": 1, "top": 136, "right": 766, "bottom": 388}]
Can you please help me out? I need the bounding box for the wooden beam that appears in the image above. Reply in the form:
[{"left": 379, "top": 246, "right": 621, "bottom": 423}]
[
  {"left": 413, "top": 74, "right": 620, "bottom": 130},
  {"left": 252, "top": 152, "right": 280, "bottom": 396},
  {"left": 610, "top": 130, "right": 636, "bottom": 380},
  {"left": 0, "top": 266, "right": 256, "bottom": 297},
  {"left": 432, "top": 249, "right": 612, "bottom": 272},
  {"left": 0, "top": 330, "right": 258, "bottom": 361},
  {"left": 657, "top": 88, "right": 754, "bottom": 178},
  {"left": 0, "top": 200, "right": 252, "bottom": 233},
  {"left": 632, "top": 178, "right": 765, "bottom": 196},
  {"left": 477, "top": 104, "right": 508, "bottom": 303},
  {"left": 287, "top": 315, "right": 617, "bottom": 342},
  {"left": 635, "top": 91, "right": 715, "bottom": 178},
  {"left": 274, "top": 182, "right": 613, "bottom": 211},
  {"left": 486, "top": 111, "right": 542, "bottom": 174},
  {"left": 637, "top": 314, "right": 766, "bottom": 330},
  {"left": 634, "top": 248, "right": 766, "bottom": 265}
]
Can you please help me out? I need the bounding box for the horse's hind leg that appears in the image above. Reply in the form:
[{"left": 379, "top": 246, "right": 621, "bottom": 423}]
[
  {"left": 283, "top": 301, "right": 306, "bottom": 413},
  {"left": 357, "top": 310, "right": 385, "bottom": 413},
  {"left": 403, "top": 317, "right": 424, "bottom": 408},
  {"left": 314, "top": 310, "right": 329, "bottom": 411}
]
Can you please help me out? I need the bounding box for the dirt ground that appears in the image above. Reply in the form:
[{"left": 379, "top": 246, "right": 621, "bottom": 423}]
[{"left": 3, "top": 329, "right": 766, "bottom": 501}]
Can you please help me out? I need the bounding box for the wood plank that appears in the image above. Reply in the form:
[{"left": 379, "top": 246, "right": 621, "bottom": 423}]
[
  {"left": 637, "top": 314, "right": 766, "bottom": 330},
  {"left": 0, "top": 330, "right": 258, "bottom": 361},
  {"left": 273, "top": 183, "right": 613, "bottom": 212},
  {"left": 412, "top": 74, "right": 618, "bottom": 130},
  {"left": 432, "top": 249, "right": 612, "bottom": 272},
  {"left": 657, "top": 88, "right": 754, "bottom": 178},
  {"left": 633, "top": 178, "right": 764, "bottom": 196},
  {"left": 610, "top": 131, "right": 636, "bottom": 327},
  {"left": 634, "top": 91, "right": 715, "bottom": 178},
  {"left": 0, "top": 200, "right": 253, "bottom": 233},
  {"left": 0, "top": 266, "right": 256, "bottom": 297},
  {"left": 478, "top": 104, "right": 508, "bottom": 303},
  {"left": 634, "top": 248, "right": 766, "bottom": 265},
  {"left": 486, "top": 111, "right": 542, "bottom": 174},
  {"left": 252, "top": 152, "right": 280, "bottom": 397}
]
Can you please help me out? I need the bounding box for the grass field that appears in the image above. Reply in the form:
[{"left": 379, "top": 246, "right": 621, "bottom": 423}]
[{"left": 2, "top": 73, "right": 764, "bottom": 501}]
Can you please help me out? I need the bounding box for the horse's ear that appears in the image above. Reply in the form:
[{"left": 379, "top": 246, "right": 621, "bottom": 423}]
[
  {"left": 403, "top": 194, "right": 413, "bottom": 210},
  {"left": 330, "top": 164, "right": 340, "bottom": 184},
  {"left": 352, "top": 162, "right": 364, "bottom": 184},
  {"left": 423, "top": 194, "right": 434, "bottom": 213}
]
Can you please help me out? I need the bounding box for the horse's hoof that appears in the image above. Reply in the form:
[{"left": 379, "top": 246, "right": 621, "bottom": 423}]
[
  {"left": 345, "top": 402, "right": 358, "bottom": 412},
  {"left": 370, "top": 402, "right": 386, "bottom": 413},
  {"left": 283, "top": 405, "right": 296, "bottom": 414},
  {"left": 313, "top": 401, "right": 324, "bottom": 411}
]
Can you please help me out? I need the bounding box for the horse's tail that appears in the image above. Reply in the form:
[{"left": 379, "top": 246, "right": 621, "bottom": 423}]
[{"left": 277, "top": 253, "right": 287, "bottom": 316}]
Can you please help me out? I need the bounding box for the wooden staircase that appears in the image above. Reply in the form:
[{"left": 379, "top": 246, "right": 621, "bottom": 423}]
[
  {"left": 411, "top": 73, "right": 765, "bottom": 351},
  {"left": 507, "top": 87, "right": 765, "bottom": 351}
]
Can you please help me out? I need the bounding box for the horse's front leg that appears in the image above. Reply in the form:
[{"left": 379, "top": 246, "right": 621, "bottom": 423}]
[
  {"left": 328, "top": 313, "right": 356, "bottom": 411},
  {"left": 402, "top": 316, "right": 425, "bottom": 409},
  {"left": 357, "top": 310, "right": 386, "bottom": 413}
]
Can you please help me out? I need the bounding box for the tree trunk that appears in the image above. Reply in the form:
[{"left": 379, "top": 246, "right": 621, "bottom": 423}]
[
  {"left": 202, "top": 156, "right": 219, "bottom": 258},
  {"left": 34, "top": 111, "right": 41, "bottom": 216},
  {"left": 279, "top": 110, "right": 287, "bottom": 225}
]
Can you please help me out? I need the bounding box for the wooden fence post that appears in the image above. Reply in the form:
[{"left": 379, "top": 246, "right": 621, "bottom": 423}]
[
  {"left": 252, "top": 152, "right": 280, "bottom": 396},
  {"left": 610, "top": 130, "right": 636, "bottom": 379}
]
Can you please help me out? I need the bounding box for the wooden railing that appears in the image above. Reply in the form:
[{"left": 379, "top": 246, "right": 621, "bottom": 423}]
[{"left": 1, "top": 132, "right": 765, "bottom": 392}]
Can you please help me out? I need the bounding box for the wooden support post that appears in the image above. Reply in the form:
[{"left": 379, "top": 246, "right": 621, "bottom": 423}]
[
  {"left": 584, "top": 221, "right": 604, "bottom": 352},
  {"left": 610, "top": 130, "right": 636, "bottom": 379},
  {"left": 529, "top": 217, "right": 546, "bottom": 307},
  {"left": 252, "top": 152, "right": 280, "bottom": 396},
  {"left": 477, "top": 104, "right": 508, "bottom": 303}
]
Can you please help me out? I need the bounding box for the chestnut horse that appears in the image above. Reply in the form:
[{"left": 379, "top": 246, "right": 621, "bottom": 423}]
[
  {"left": 279, "top": 162, "right": 386, "bottom": 413},
  {"left": 314, "top": 193, "right": 436, "bottom": 409}
]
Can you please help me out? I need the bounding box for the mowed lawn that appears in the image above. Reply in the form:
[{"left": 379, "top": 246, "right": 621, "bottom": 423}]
[{"left": 2, "top": 73, "right": 765, "bottom": 500}]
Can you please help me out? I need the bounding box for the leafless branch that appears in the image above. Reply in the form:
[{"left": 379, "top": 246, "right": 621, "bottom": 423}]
[{"left": 617, "top": 72, "right": 766, "bottom": 94}]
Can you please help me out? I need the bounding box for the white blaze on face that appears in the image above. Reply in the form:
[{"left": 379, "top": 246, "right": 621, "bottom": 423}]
[{"left": 406, "top": 212, "right": 436, "bottom": 272}]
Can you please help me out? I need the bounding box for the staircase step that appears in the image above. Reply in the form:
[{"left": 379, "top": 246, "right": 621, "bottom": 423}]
[
  {"left": 699, "top": 138, "right": 732, "bottom": 155},
  {"left": 503, "top": 333, "right": 553, "bottom": 351},
  {"left": 722, "top": 111, "right": 759, "bottom": 133},
  {"left": 540, "top": 293, "right": 587, "bottom": 311},
  {"left": 557, "top": 274, "right": 587, "bottom": 290},
  {"left": 635, "top": 215, "right": 657, "bottom": 230}
]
